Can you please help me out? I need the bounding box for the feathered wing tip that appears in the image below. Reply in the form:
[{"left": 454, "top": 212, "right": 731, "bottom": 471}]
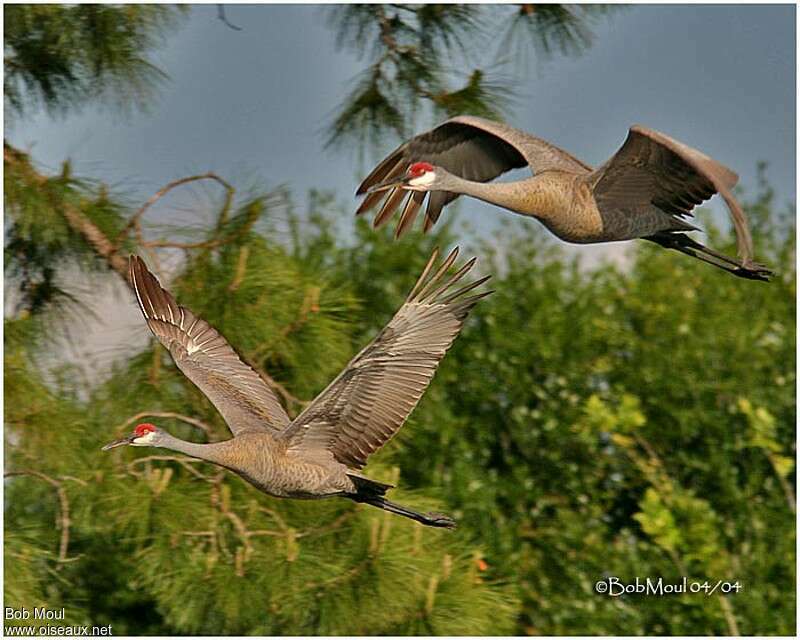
[
  {"left": 129, "top": 255, "right": 179, "bottom": 322},
  {"left": 395, "top": 191, "right": 425, "bottom": 239},
  {"left": 406, "top": 247, "right": 493, "bottom": 314},
  {"left": 128, "top": 255, "right": 293, "bottom": 432},
  {"left": 356, "top": 150, "right": 404, "bottom": 196}
]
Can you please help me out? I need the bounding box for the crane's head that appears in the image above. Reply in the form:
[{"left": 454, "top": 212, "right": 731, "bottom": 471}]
[
  {"left": 366, "top": 162, "right": 441, "bottom": 193},
  {"left": 405, "top": 162, "right": 437, "bottom": 189},
  {"left": 102, "top": 423, "right": 164, "bottom": 451}
]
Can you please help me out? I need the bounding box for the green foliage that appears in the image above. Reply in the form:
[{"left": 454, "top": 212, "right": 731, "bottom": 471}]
[
  {"left": 325, "top": 4, "right": 618, "bottom": 152},
  {"left": 499, "top": 4, "right": 623, "bottom": 65},
  {"left": 4, "top": 3, "right": 794, "bottom": 635},
  {"left": 5, "top": 170, "right": 795, "bottom": 635},
  {"left": 634, "top": 488, "right": 680, "bottom": 554},
  {"left": 4, "top": 4, "right": 186, "bottom": 118},
  {"left": 4, "top": 146, "right": 134, "bottom": 317},
  {"left": 5, "top": 176, "right": 518, "bottom": 634}
]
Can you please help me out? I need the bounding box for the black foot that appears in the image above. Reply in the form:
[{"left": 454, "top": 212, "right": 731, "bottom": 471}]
[
  {"left": 423, "top": 512, "right": 457, "bottom": 529},
  {"left": 734, "top": 260, "right": 773, "bottom": 281}
]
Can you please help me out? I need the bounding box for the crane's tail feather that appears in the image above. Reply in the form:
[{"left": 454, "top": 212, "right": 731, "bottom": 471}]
[{"left": 645, "top": 232, "right": 772, "bottom": 282}]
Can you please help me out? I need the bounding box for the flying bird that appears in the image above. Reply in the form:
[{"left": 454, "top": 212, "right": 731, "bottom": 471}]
[
  {"left": 103, "top": 250, "right": 491, "bottom": 528},
  {"left": 355, "top": 116, "right": 771, "bottom": 281}
]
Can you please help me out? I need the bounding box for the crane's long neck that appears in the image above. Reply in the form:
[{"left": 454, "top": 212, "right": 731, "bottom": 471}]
[
  {"left": 151, "top": 432, "right": 229, "bottom": 466},
  {"left": 441, "top": 172, "right": 564, "bottom": 221}
]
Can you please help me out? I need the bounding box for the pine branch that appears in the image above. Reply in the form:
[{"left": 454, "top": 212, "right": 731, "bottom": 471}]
[
  {"left": 4, "top": 142, "right": 129, "bottom": 281},
  {"left": 217, "top": 5, "right": 243, "bottom": 31},
  {"left": 325, "top": 4, "right": 617, "bottom": 152}
]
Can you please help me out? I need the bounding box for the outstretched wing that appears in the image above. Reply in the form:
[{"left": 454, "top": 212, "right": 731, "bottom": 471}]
[
  {"left": 355, "top": 115, "right": 591, "bottom": 237},
  {"left": 129, "top": 256, "right": 291, "bottom": 435},
  {"left": 281, "top": 247, "right": 491, "bottom": 469},
  {"left": 591, "top": 125, "right": 754, "bottom": 263}
]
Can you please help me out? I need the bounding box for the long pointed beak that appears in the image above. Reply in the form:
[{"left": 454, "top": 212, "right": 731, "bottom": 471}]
[
  {"left": 102, "top": 436, "right": 134, "bottom": 451},
  {"left": 366, "top": 176, "right": 409, "bottom": 194}
]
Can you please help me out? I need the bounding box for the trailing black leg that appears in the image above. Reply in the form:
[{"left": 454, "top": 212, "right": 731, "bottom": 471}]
[
  {"left": 645, "top": 232, "right": 772, "bottom": 281},
  {"left": 350, "top": 493, "right": 456, "bottom": 529}
]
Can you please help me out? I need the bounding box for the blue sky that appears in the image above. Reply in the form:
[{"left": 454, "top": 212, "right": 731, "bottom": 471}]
[{"left": 8, "top": 4, "right": 795, "bottom": 229}]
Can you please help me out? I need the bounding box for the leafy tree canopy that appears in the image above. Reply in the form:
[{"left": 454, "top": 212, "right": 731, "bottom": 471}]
[{"left": 4, "top": 4, "right": 794, "bottom": 636}]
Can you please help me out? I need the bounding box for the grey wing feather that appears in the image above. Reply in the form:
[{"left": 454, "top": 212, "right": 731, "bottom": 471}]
[
  {"left": 356, "top": 116, "right": 591, "bottom": 235},
  {"left": 591, "top": 126, "right": 754, "bottom": 263},
  {"left": 447, "top": 115, "right": 592, "bottom": 174},
  {"left": 129, "top": 256, "right": 291, "bottom": 435},
  {"left": 281, "top": 247, "right": 491, "bottom": 469}
]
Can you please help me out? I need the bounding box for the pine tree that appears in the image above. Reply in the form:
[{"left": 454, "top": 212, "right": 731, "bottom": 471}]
[{"left": 4, "top": 6, "right": 522, "bottom": 634}]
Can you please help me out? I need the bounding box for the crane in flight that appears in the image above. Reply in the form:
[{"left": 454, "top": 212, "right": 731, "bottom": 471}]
[
  {"left": 103, "top": 250, "right": 491, "bottom": 528},
  {"left": 355, "top": 116, "right": 771, "bottom": 281}
]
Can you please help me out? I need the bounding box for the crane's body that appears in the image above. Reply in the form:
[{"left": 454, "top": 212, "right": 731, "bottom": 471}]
[
  {"left": 142, "top": 431, "right": 352, "bottom": 498},
  {"left": 103, "top": 250, "right": 491, "bottom": 528},
  {"left": 446, "top": 170, "right": 692, "bottom": 244},
  {"left": 224, "top": 433, "right": 354, "bottom": 499},
  {"left": 356, "top": 116, "right": 771, "bottom": 280}
]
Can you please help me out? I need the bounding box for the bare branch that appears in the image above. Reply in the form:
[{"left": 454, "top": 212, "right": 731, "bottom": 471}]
[
  {"left": 246, "top": 529, "right": 284, "bottom": 537},
  {"left": 228, "top": 246, "right": 250, "bottom": 292},
  {"left": 256, "top": 505, "right": 290, "bottom": 532},
  {"left": 182, "top": 530, "right": 216, "bottom": 538},
  {"left": 766, "top": 450, "right": 796, "bottom": 513},
  {"left": 217, "top": 5, "right": 243, "bottom": 31},
  {"left": 5, "top": 470, "right": 73, "bottom": 564},
  {"left": 296, "top": 510, "right": 355, "bottom": 539},
  {"left": 718, "top": 593, "right": 740, "bottom": 636},
  {"left": 115, "top": 172, "right": 235, "bottom": 249},
  {"left": 142, "top": 237, "right": 235, "bottom": 250}
]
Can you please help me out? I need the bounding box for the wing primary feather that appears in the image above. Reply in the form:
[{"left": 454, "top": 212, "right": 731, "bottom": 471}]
[
  {"left": 453, "top": 290, "right": 494, "bottom": 313},
  {"left": 126, "top": 255, "right": 291, "bottom": 433},
  {"left": 717, "top": 187, "right": 754, "bottom": 262},
  {"left": 356, "top": 153, "right": 406, "bottom": 195},
  {"left": 281, "top": 249, "right": 490, "bottom": 469},
  {"left": 423, "top": 193, "right": 448, "bottom": 233},
  {"left": 373, "top": 188, "right": 408, "bottom": 229},
  {"left": 185, "top": 316, "right": 200, "bottom": 337},
  {"left": 394, "top": 191, "right": 425, "bottom": 239},
  {"left": 142, "top": 271, "right": 160, "bottom": 318},
  {"left": 355, "top": 190, "right": 386, "bottom": 216},
  {"left": 130, "top": 258, "right": 147, "bottom": 318},
  {"left": 467, "top": 289, "right": 494, "bottom": 303},
  {"left": 413, "top": 247, "right": 459, "bottom": 303},
  {"left": 424, "top": 257, "right": 476, "bottom": 303},
  {"left": 406, "top": 247, "right": 441, "bottom": 302},
  {"left": 441, "top": 274, "right": 492, "bottom": 304}
]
